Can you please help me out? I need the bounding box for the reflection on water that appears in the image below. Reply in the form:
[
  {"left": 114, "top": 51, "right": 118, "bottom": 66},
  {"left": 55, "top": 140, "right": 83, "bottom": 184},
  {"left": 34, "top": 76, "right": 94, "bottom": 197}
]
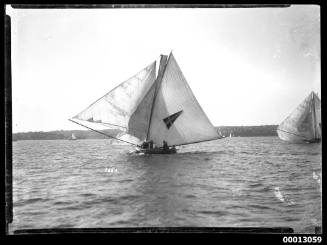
[{"left": 12, "top": 137, "right": 321, "bottom": 232}]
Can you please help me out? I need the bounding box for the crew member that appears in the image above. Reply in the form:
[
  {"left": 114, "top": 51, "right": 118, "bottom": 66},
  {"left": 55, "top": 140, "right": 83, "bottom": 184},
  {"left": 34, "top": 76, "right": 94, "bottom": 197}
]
[
  {"left": 163, "top": 140, "right": 169, "bottom": 151},
  {"left": 149, "top": 140, "right": 154, "bottom": 149}
]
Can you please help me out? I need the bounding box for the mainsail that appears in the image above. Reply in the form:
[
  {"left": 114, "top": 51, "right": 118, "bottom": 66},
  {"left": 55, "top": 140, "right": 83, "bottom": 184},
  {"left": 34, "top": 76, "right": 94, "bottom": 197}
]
[
  {"left": 71, "top": 52, "right": 220, "bottom": 147},
  {"left": 147, "top": 53, "right": 220, "bottom": 147},
  {"left": 277, "top": 91, "right": 321, "bottom": 143}
]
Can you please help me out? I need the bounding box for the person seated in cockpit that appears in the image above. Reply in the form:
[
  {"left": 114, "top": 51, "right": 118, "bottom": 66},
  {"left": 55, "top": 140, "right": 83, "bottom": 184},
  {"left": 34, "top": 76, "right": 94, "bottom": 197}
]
[
  {"left": 141, "top": 141, "right": 148, "bottom": 149},
  {"left": 149, "top": 140, "right": 154, "bottom": 149},
  {"left": 141, "top": 140, "right": 154, "bottom": 149},
  {"left": 163, "top": 140, "right": 169, "bottom": 151}
]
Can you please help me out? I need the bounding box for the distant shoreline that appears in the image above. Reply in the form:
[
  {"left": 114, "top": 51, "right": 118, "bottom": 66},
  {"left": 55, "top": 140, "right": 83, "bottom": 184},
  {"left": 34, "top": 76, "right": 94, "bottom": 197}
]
[{"left": 12, "top": 125, "right": 278, "bottom": 141}]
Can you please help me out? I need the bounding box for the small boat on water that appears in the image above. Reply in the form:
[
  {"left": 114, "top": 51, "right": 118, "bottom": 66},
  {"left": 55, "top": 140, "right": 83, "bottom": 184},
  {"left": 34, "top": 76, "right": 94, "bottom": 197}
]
[
  {"left": 69, "top": 133, "right": 77, "bottom": 140},
  {"left": 70, "top": 52, "right": 221, "bottom": 154},
  {"left": 217, "top": 130, "right": 226, "bottom": 138},
  {"left": 277, "top": 91, "right": 321, "bottom": 143}
]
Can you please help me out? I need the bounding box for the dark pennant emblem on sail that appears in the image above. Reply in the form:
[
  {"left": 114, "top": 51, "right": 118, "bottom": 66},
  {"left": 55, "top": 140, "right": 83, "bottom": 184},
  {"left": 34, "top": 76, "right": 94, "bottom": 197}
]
[{"left": 163, "top": 110, "right": 183, "bottom": 129}]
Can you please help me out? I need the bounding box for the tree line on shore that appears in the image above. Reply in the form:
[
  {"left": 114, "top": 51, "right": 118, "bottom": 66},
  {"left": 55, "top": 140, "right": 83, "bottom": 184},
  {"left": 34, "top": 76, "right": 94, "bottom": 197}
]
[
  {"left": 12, "top": 129, "right": 121, "bottom": 141},
  {"left": 12, "top": 125, "right": 278, "bottom": 141},
  {"left": 216, "top": 125, "right": 278, "bottom": 137}
]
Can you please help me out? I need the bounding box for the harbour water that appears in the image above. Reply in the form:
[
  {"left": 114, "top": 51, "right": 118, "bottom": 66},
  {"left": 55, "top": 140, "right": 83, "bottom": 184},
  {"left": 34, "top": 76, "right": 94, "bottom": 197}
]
[{"left": 11, "top": 137, "right": 322, "bottom": 233}]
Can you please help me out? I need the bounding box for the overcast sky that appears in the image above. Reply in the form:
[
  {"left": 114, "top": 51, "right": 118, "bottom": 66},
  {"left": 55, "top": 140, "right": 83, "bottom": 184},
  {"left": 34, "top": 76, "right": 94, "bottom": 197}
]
[{"left": 7, "top": 5, "right": 320, "bottom": 133}]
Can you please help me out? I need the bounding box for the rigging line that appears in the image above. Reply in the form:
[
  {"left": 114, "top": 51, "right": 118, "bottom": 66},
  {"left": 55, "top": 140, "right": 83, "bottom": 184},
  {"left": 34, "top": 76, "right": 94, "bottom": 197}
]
[
  {"left": 69, "top": 119, "right": 140, "bottom": 146},
  {"left": 85, "top": 120, "right": 128, "bottom": 129},
  {"left": 171, "top": 136, "right": 222, "bottom": 147},
  {"left": 276, "top": 128, "right": 308, "bottom": 139},
  {"left": 73, "top": 118, "right": 151, "bottom": 136}
]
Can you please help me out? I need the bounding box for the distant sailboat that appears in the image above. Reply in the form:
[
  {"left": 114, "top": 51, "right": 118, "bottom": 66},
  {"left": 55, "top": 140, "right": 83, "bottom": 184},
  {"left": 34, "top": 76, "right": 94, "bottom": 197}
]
[
  {"left": 70, "top": 52, "right": 221, "bottom": 153},
  {"left": 277, "top": 91, "right": 321, "bottom": 143},
  {"left": 217, "top": 130, "right": 226, "bottom": 138},
  {"left": 69, "top": 133, "right": 77, "bottom": 140}
]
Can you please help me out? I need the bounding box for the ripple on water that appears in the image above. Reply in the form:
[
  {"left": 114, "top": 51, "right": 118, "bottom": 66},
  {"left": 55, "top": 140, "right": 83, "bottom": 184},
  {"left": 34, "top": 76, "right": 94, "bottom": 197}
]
[
  {"left": 198, "top": 210, "right": 229, "bottom": 217},
  {"left": 23, "top": 197, "right": 50, "bottom": 205},
  {"left": 12, "top": 138, "right": 321, "bottom": 232},
  {"left": 184, "top": 194, "right": 197, "bottom": 199}
]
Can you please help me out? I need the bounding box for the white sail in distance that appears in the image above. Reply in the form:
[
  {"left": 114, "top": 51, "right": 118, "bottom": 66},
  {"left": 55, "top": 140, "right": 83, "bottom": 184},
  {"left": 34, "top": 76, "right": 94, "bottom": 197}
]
[
  {"left": 147, "top": 53, "right": 220, "bottom": 147},
  {"left": 72, "top": 61, "right": 157, "bottom": 143},
  {"left": 313, "top": 92, "right": 321, "bottom": 139},
  {"left": 277, "top": 91, "right": 321, "bottom": 143}
]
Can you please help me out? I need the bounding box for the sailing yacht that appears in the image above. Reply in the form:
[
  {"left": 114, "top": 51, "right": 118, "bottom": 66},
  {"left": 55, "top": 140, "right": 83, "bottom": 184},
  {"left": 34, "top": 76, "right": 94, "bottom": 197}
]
[
  {"left": 277, "top": 91, "right": 321, "bottom": 143},
  {"left": 70, "top": 52, "right": 221, "bottom": 154},
  {"left": 69, "top": 133, "right": 77, "bottom": 140}
]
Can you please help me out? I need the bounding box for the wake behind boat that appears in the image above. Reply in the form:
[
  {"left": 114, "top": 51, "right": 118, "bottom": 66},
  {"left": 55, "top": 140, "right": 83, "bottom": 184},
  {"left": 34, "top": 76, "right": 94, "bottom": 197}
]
[{"left": 69, "top": 52, "right": 221, "bottom": 154}]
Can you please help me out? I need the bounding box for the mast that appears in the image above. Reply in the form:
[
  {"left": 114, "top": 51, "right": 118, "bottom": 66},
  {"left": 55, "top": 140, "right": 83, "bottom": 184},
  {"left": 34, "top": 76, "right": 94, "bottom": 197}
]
[{"left": 145, "top": 54, "right": 168, "bottom": 141}]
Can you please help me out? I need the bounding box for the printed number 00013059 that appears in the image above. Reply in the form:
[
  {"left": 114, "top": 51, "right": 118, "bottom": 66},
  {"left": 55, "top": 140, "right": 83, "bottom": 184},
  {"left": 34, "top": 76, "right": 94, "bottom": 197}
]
[{"left": 283, "top": 237, "right": 322, "bottom": 243}]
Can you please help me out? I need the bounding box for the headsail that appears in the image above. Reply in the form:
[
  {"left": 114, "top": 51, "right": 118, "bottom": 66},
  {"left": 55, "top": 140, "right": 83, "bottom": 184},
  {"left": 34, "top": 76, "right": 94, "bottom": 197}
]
[
  {"left": 277, "top": 91, "right": 321, "bottom": 143},
  {"left": 147, "top": 53, "right": 220, "bottom": 147},
  {"left": 72, "top": 61, "right": 157, "bottom": 143}
]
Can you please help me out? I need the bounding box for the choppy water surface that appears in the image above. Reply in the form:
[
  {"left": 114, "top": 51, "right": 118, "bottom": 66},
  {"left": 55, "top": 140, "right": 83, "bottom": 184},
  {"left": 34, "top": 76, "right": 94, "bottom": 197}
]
[{"left": 12, "top": 137, "right": 322, "bottom": 233}]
